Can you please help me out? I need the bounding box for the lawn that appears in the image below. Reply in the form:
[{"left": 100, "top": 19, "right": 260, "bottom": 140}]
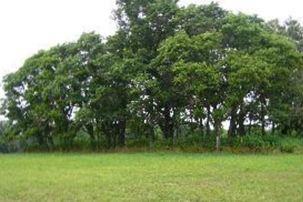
[{"left": 0, "top": 153, "right": 302, "bottom": 201}]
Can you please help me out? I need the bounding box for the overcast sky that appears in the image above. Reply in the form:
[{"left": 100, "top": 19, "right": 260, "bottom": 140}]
[{"left": 0, "top": 0, "right": 303, "bottom": 99}]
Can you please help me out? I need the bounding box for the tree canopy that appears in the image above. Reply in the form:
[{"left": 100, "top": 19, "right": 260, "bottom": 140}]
[{"left": 1, "top": 1, "right": 303, "bottom": 150}]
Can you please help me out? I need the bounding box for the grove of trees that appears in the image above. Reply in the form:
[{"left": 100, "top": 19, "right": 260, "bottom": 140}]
[{"left": 1, "top": 0, "right": 303, "bottom": 151}]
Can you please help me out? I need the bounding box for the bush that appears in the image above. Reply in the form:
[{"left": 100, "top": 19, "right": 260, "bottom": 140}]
[
  {"left": 226, "top": 134, "right": 303, "bottom": 153},
  {"left": 175, "top": 133, "right": 216, "bottom": 149},
  {"left": 237, "top": 134, "right": 266, "bottom": 149},
  {"left": 0, "top": 143, "right": 8, "bottom": 153},
  {"left": 262, "top": 135, "right": 281, "bottom": 147},
  {"left": 279, "top": 137, "right": 302, "bottom": 153},
  {"left": 126, "top": 137, "right": 151, "bottom": 148}
]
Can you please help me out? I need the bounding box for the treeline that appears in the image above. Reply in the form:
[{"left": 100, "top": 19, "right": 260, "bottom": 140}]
[{"left": 1, "top": 0, "right": 303, "bottom": 151}]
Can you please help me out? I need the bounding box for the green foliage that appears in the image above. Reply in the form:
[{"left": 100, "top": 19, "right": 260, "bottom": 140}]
[
  {"left": 279, "top": 137, "right": 303, "bottom": 153},
  {"left": 1, "top": 1, "right": 303, "bottom": 151},
  {"left": 229, "top": 134, "right": 303, "bottom": 153},
  {"left": 237, "top": 134, "right": 269, "bottom": 149}
]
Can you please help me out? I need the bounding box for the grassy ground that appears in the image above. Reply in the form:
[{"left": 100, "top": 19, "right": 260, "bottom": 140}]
[{"left": 0, "top": 153, "right": 302, "bottom": 201}]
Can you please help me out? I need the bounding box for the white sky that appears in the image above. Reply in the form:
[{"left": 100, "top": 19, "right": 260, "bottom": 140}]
[{"left": 0, "top": 0, "right": 303, "bottom": 99}]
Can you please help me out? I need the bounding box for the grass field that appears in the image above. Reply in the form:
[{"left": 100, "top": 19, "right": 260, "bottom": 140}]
[{"left": 0, "top": 153, "right": 302, "bottom": 201}]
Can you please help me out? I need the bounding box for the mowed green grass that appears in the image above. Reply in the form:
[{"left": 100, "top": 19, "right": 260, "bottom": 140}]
[{"left": 0, "top": 153, "right": 302, "bottom": 202}]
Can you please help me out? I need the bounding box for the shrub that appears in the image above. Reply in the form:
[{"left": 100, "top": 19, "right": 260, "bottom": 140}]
[
  {"left": 240, "top": 134, "right": 266, "bottom": 149},
  {"left": 0, "top": 143, "right": 8, "bottom": 153},
  {"left": 262, "top": 135, "right": 281, "bottom": 147},
  {"left": 175, "top": 133, "right": 216, "bottom": 149},
  {"left": 279, "top": 137, "right": 302, "bottom": 153},
  {"left": 229, "top": 134, "right": 303, "bottom": 153},
  {"left": 126, "top": 137, "right": 151, "bottom": 148}
]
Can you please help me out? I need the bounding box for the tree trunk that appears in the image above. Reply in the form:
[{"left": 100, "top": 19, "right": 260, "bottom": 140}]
[
  {"left": 237, "top": 105, "right": 246, "bottom": 136},
  {"left": 215, "top": 120, "right": 222, "bottom": 152},
  {"left": 148, "top": 125, "right": 155, "bottom": 149},
  {"left": 260, "top": 96, "right": 266, "bottom": 136},
  {"left": 118, "top": 119, "right": 126, "bottom": 147},
  {"left": 162, "top": 106, "right": 174, "bottom": 140},
  {"left": 248, "top": 113, "right": 253, "bottom": 135},
  {"left": 86, "top": 124, "right": 96, "bottom": 150},
  {"left": 271, "top": 121, "right": 275, "bottom": 135},
  {"left": 37, "top": 133, "right": 47, "bottom": 150},
  {"left": 199, "top": 118, "right": 204, "bottom": 133},
  {"left": 228, "top": 107, "right": 237, "bottom": 139},
  {"left": 206, "top": 105, "right": 211, "bottom": 136}
]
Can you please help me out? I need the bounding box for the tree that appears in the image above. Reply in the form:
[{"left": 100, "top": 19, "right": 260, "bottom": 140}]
[{"left": 1, "top": 1, "right": 303, "bottom": 151}]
